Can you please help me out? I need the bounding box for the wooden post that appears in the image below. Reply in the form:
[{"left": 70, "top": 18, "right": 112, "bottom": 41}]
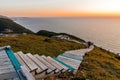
[{"left": 50, "top": 76, "right": 55, "bottom": 80}]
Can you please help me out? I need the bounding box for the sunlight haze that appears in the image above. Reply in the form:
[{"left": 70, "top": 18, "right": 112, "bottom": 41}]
[{"left": 1, "top": 0, "right": 120, "bottom": 17}]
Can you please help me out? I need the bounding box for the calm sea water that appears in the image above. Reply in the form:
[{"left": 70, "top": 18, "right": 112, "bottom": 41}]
[{"left": 12, "top": 17, "right": 120, "bottom": 54}]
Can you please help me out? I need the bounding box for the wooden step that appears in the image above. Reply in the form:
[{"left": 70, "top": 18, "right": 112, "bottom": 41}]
[
  {"left": 26, "top": 53, "right": 48, "bottom": 74},
  {"left": 57, "top": 55, "right": 81, "bottom": 70},
  {"left": 34, "top": 54, "right": 56, "bottom": 74},
  {"left": 16, "top": 51, "right": 38, "bottom": 75}
]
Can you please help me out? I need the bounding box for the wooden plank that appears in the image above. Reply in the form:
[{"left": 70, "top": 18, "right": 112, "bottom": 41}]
[
  {"left": 26, "top": 53, "right": 43, "bottom": 74},
  {"left": 0, "top": 65, "right": 14, "bottom": 70},
  {"left": 64, "top": 51, "right": 85, "bottom": 57},
  {"left": 54, "top": 58, "right": 75, "bottom": 71},
  {"left": 0, "top": 72, "right": 19, "bottom": 80},
  {"left": 0, "top": 61, "right": 11, "bottom": 66},
  {"left": 0, "top": 50, "right": 16, "bottom": 74},
  {"left": 47, "top": 56, "right": 69, "bottom": 72},
  {"left": 0, "top": 68, "right": 16, "bottom": 74},
  {"left": 0, "top": 49, "right": 20, "bottom": 80},
  {"left": 57, "top": 55, "right": 81, "bottom": 69},
  {"left": 41, "top": 55, "right": 60, "bottom": 73},
  {"left": 0, "top": 59, "right": 11, "bottom": 66},
  {"left": 15, "top": 53, "right": 31, "bottom": 72},
  {"left": 58, "top": 55, "right": 81, "bottom": 65},
  {"left": 46, "top": 56, "right": 64, "bottom": 70},
  {"left": 0, "top": 53, "right": 8, "bottom": 57},
  {"left": 27, "top": 53, "right": 48, "bottom": 70},
  {"left": 35, "top": 71, "right": 47, "bottom": 79},
  {"left": 17, "top": 51, "right": 38, "bottom": 72},
  {"left": 63, "top": 52, "right": 85, "bottom": 60},
  {"left": 0, "top": 50, "right": 10, "bottom": 59},
  {"left": 26, "top": 53, "right": 48, "bottom": 73},
  {"left": 34, "top": 54, "right": 56, "bottom": 74},
  {"left": 61, "top": 54, "right": 83, "bottom": 61},
  {"left": 21, "top": 66, "right": 35, "bottom": 80}
]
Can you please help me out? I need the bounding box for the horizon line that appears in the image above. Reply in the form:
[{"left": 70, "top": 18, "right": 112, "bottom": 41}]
[{"left": 10, "top": 16, "right": 120, "bottom": 18}]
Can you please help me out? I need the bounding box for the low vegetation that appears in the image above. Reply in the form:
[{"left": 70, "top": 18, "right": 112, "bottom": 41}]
[
  {"left": 37, "top": 30, "right": 85, "bottom": 42},
  {"left": 75, "top": 47, "right": 120, "bottom": 80},
  {"left": 0, "top": 34, "right": 86, "bottom": 57},
  {"left": 0, "top": 18, "right": 33, "bottom": 33}
]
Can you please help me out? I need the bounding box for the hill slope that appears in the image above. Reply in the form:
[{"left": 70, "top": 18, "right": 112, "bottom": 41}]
[
  {"left": 0, "top": 18, "right": 33, "bottom": 33},
  {"left": 0, "top": 33, "right": 119, "bottom": 80},
  {"left": 0, "top": 34, "right": 86, "bottom": 57},
  {"left": 36, "top": 30, "right": 85, "bottom": 42},
  {"left": 75, "top": 47, "right": 120, "bottom": 80},
  {"left": 36, "top": 30, "right": 120, "bottom": 80},
  {"left": 0, "top": 17, "right": 119, "bottom": 80}
]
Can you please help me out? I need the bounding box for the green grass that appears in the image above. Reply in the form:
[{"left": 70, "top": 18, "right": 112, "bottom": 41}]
[
  {"left": 75, "top": 46, "right": 120, "bottom": 80},
  {"left": 0, "top": 18, "right": 33, "bottom": 33},
  {"left": 0, "top": 34, "right": 86, "bottom": 57},
  {"left": 36, "top": 30, "right": 85, "bottom": 42}
]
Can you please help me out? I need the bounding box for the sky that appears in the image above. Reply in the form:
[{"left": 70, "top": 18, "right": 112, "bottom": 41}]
[{"left": 1, "top": 0, "right": 120, "bottom": 17}]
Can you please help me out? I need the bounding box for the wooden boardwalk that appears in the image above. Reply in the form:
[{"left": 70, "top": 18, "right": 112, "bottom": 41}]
[
  {"left": 0, "top": 47, "right": 20, "bottom": 80},
  {"left": 15, "top": 45, "right": 94, "bottom": 79},
  {"left": 0, "top": 45, "right": 94, "bottom": 80}
]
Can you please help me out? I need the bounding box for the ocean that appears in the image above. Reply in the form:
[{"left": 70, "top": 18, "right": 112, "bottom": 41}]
[{"left": 12, "top": 17, "right": 120, "bottom": 54}]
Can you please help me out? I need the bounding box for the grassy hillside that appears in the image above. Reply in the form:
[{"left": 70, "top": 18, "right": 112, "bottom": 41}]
[
  {"left": 0, "top": 18, "right": 33, "bottom": 33},
  {"left": 0, "top": 34, "right": 86, "bottom": 57},
  {"left": 36, "top": 30, "right": 85, "bottom": 42},
  {"left": 0, "top": 31, "right": 120, "bottom": 80},
  {"left": 75, "top": 46, "right": 120, "bottom": 80},
  {"left": 36, "top": 30, "right": 58, "bottom": 37}
]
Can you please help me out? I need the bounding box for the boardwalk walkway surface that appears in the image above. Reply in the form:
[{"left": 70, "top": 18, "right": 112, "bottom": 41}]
[
  {"left": 0, "top": 46, "right": 20, "bottom": 80},
  {"left": 0, "top": 45, "right": 94, "bottom": 80}
]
